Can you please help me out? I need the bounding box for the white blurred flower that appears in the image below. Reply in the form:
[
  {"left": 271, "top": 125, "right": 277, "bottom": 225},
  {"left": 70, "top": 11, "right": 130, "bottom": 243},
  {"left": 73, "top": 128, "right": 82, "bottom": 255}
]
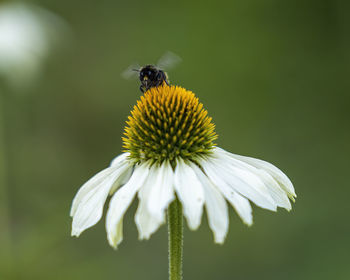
[
  {"left": 70, "top": 85, "right": 296, "bottom": 248},
  {"left": 0, "top": 2, "right": 68, "bottom": 90}
]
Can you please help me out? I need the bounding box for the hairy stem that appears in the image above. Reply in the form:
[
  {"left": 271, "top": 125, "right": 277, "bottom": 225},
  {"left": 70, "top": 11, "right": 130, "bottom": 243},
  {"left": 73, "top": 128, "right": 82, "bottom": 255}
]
[{"left": 168, "top": 198, "right": 183, "bottom": 280}]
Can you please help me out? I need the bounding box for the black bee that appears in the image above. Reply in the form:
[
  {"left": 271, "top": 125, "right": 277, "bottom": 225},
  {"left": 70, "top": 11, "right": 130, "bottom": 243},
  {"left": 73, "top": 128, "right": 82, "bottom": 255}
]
[
  {"left": 122, "top": 51, "right": 181, "bottom": 93},
  {"left": 137, "top": 65, "right": 169, "bottom": 93}
]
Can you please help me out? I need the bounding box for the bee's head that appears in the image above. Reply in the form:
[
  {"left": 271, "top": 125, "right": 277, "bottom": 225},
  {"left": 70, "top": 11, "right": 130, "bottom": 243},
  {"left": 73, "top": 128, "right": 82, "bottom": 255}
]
[{"left": 139, "top": 65, "right": 158, "bottom": 82}]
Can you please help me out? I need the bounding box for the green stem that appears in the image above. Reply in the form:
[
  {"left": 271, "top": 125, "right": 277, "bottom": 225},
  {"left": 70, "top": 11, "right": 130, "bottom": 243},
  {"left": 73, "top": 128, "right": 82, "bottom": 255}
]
[{"left": 168, "top": 198, "right": 183, "bottom": 280}]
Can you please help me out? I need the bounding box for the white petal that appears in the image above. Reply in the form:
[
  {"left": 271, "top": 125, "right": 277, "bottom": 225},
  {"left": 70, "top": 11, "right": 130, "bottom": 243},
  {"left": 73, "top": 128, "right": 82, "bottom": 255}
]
[
  {"left": 174, "top": 159, "right": 204, "bottom": 230},
  {"left": 135, "top": 163, "right": 174, "bottom": 240},
  {"left": 135, "top": 199, "right": 161, "bottom": 240},
  {"left": 253, "top": 170, "right": 291, "bottom": 210},
  {"left": 146, "top": 162, "right": 175, "bottom": 223},
  {"left": 228, "top": 150, "right": 296, "bottom": 199},
  {"left": 108, "top": 166, "right": 133, "bottom": 195},
  {"left": 70, "top": 153, "right": 130, "bottom": 216},
  {"left": 110, "top": 152, "right": 129, "bottom": 167},
  {"left": 106, "top": 164, "right": 149, "bottom": 248},
  {"left": 201, "top": 155, "right": 277, "bottom": 211},
  {"left": 71, "top": 160, "right": 131, "bottom": 237},
  {"left": 227, "top": 192, "right": 253, "bottom": 226},
  {"left": 70, "top": 167, "right": 114, "bottom": 217},
  {"left": 192, "top": 165, "right": 228, "bottom": 243},
  {"left": 214, "top": 148, "right": 291, "bottom": 210}
]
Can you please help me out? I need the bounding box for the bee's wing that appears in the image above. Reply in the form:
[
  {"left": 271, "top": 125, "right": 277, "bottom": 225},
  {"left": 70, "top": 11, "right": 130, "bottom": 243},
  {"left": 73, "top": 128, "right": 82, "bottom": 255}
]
[
  {"left": 121, "top": 63, "right": 141, "bottom": 80},
  {"left": 156, "top": 51, "right": 182, "bottom": 70}
]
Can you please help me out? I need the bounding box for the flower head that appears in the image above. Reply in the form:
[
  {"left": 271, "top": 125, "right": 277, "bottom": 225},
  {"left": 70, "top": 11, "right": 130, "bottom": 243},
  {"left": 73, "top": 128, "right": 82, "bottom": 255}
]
[
  {"left": 123, "top": 84, "right": 217, "bottom": 165},
  {"left": 71, "top": 84, "right": 296, "bottom": 248}
]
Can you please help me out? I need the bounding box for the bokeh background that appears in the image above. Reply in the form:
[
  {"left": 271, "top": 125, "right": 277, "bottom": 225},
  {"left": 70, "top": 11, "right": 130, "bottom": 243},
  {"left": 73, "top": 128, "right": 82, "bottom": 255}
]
[{"left": 0, "top": 0, "right": 349, "bottom": 279}]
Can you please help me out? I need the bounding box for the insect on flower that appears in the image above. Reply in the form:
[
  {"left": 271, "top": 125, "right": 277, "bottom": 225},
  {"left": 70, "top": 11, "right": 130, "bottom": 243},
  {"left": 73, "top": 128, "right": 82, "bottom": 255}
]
[
  {"left": 71, "top": 53, "right": 297, "bottom": 280},
  {"left": 121, "top": 51, "right": 182, "bottom": 93},
  {"left": 70, "top": 81, "right": 296, "bottom": 249}
]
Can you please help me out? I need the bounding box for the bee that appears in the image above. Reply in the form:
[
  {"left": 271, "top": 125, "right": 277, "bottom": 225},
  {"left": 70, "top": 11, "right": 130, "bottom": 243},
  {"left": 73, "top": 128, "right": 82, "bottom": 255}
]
[
  {"left": 122, "top": 51, "right": 182, "bottom": 93},
  {"left": 136, "top": 65, "right": 169, "bottom": 93}
]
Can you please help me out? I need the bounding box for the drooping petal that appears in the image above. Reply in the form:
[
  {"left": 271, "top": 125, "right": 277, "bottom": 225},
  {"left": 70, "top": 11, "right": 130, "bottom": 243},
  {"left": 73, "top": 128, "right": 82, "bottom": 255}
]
[
  {"left": 196, "top": 161, "right": 253, "bottom": 225},
  {"left": 214, "top": 148, "right": 291, "bottom": 210},
  {"left": 70, "top": 153, "right": 130, "bottom": 218},
  {"left": 110, "top": 152, "right": 129, "bottom": 167},
  {"left": 70, "top": 168, "right": 114, "bottom": 218},
  {"left": 135, "top": 163, "right": 174, "bottom": 240},
  {"left": 192, "top": 164, "right": 228, "bottom": 243},
  {"left": 146, "top": 162, "right": 175, "bottom": 223},
  {"left": 108, "top": 166, "right": 133, "bottom": 195},
  {"left": 174, "top": 159, "right": 204, "bottom": 230},
  {"left": 229, "top": 151, "right": 296, "bottom": 199},
  {"left": 71, "top": 158, "right": 132, "bottom": 237},
  {"left": 106, "top": 163, "right": 149, "bottom": 248},
  {"left": 227, "top": 191, "right": 253, "bottom": 226},
  {"left": 259, "top": 171, "right": 292, "bottom": 209},
  {"left": 135, "top": 199, "right": 162, "bottom": 240},
  {"left": 201, "top": 154, "right": 277, "bottom": 211}
]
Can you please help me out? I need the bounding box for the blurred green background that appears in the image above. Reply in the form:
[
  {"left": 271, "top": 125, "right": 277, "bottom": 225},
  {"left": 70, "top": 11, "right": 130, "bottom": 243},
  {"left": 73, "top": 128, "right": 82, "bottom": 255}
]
[{"left": 0, "top": 0, "right": 349, "bottom": 279}]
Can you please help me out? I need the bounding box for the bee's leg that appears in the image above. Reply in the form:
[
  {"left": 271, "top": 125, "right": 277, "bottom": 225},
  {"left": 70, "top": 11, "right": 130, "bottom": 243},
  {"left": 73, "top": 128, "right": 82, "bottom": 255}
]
[
  {"left": 140, "top": 85, "right": 145, "bottom": 93},
  {"left": 163, "top": 72, "right": 170, "bottom": 85}
]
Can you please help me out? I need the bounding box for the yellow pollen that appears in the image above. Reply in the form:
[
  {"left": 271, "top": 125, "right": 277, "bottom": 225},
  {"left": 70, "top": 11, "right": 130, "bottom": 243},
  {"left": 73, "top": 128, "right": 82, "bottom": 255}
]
[{"left": 123, "top": 84, "right": 217, "bottom": 165}]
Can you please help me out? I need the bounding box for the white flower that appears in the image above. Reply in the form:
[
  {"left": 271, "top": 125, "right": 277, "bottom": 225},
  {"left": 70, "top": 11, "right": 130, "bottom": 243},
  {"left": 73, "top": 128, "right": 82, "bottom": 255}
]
[
  {"left": 71, "top": 147, "right": 295, "bottom": 248},
  {"left": 70, "top": 85, "right": 296, "bottom": 248}
]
